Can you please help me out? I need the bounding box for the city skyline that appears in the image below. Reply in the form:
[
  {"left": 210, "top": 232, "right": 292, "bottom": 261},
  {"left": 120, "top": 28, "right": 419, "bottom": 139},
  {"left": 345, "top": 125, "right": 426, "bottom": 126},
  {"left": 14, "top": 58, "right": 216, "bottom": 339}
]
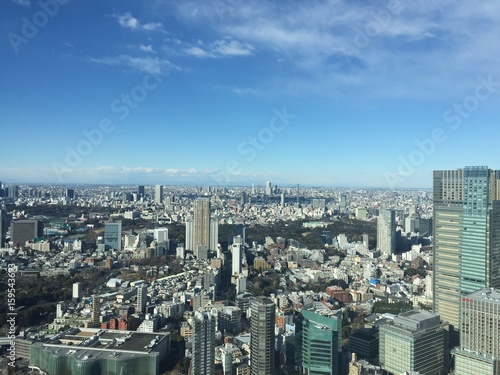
[
  {"left": 1, "top": 165, "right": 498, "bottom": 374},
  {"left": 2, "top": 1, "right": 500, "bottom": 188}
]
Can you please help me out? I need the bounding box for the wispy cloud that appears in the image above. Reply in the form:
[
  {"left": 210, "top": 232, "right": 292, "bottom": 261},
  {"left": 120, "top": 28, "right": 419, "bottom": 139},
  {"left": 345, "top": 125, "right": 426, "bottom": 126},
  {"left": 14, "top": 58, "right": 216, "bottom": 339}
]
[
  {"left": 127, "top": 44, "right": 157, "bottom": 53},
  {"left": 142, "top": 22, "right": 163, "bottom": 31},
  {"left": 185, "top": 46, "right": 211, "bottom": 58},
  {"left": 90, "top": 55, "right": 172, "bottom": 74},
  {"left": 10, "top": 0, "right": 30, "bottom": 6},
  {"left": 114, "top": 12, "right": 164, "bottom": 32},
  {"left": 166, "top": 0, "right": 500, "bottom": 99},
  {"left": 184, "top": 39, "right": 255, "bottom": 58},
  {"left": 211, "top": 39, "right": 255, "bottom": 56},
  {"left": 231, "top": 87, "right": 264, "bottom": 96},
  {"left": 139, "top": 44, "right": 156, "bottom": 53}
]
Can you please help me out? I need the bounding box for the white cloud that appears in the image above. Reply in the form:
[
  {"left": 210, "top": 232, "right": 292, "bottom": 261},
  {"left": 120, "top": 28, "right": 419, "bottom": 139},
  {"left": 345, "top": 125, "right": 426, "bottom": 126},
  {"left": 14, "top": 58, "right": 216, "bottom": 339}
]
[
  {"left": 139, "top": 44, "right": 155, "bottom": 53},
  {"left": 167, "top": 0, "right": 500, "bottom": 99},
  {"left": 211, "top": 39, "right": 254, "bottom": 56},
  {"left": 114, "top": 12, "right": 164, "bottom": 32},
  {"left": 143, "top": 22, "right": 163, "bottom": 31},
  {"left": 185, "top": 46, "right": 211, "bottom": 58},
  {"left": 124, "top": 56, "right": 168, "bottom": 74},
  {"left": 185, "top": 39, "right": 255, "bottom": 58},
  {"left": 115, "top": 13, "right": 140, "bottom": 30},
  {"left": 90, "top": 55, "right": 172, "bottom": 74}
]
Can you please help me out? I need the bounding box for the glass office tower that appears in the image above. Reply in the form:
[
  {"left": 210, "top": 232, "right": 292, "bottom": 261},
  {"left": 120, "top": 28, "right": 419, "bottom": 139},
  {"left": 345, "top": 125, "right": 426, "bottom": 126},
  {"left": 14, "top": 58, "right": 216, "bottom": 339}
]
[
  {"left": 433, "top": 166, "right": 500, "bottom": 342},
  {"left": 301, "top": 309, "right": 342, "bottom": 375}
]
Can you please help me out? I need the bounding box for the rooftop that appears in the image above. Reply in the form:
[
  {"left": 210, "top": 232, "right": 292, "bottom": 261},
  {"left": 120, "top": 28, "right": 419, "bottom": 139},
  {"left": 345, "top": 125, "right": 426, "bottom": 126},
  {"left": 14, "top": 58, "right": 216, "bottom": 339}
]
[
  {"left": 56, "top": 328, "right": 169, "bottom": 353},
  {"left": 465, "top": 288, "right": 500, "bottom": 304},
  {"left": 392, "top": 310, "right": 441, "bottom": 331},
  {"left": 33, "top": 344, "right": 158, "bottom": 361}
]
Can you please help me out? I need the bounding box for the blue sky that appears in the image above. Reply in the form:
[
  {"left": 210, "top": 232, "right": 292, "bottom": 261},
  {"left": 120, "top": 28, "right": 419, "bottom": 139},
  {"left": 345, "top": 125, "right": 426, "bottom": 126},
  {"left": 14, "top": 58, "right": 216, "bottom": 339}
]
[{"left": 2, "top": 0, "right": 500, "bottom": 188}]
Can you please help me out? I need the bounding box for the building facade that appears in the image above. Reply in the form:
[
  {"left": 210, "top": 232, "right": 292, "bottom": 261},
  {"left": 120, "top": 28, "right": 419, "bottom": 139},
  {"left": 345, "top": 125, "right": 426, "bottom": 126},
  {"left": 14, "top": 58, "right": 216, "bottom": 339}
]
[
  {"left": 377, "top": 208, "right": 395, "bottom": 256},
  {"left": 138, "top": 185, "right": 145, "bottom": 198},
  {"left": 209, "top": 216, "right": 219, "bottom": 251},
  {"left": 301, "top": 309, "right": 342, "bottom": 375},
  {"left": 137, "top": 286, "right": 148, "bottom": 314},
  {"left": 250, "top": 297, "right": 275, "bottom": 375},
  {"left": 185, "top": 217, "right": 194, "bottom": 251},
  {"left": 232, "top": 243, "right": 242, "bottom": 276},
  {"left": 194, "top": 198, "right": 210, "bottom": 252},
  {"left": 154, "top": 184, "right": 163, "bottom": 204},
  {"left": 379, "top": 310, "right": 445, "bottom": 375},
  {"left": 453, "top": 288, "right": 500, "bottom": 375},
  {"left": 104, "top": 221, "right": 122, "bottom": 251},
  {"left": 72, "top": 282, "right": 82, "bottom": 301},
  {"left": 433, "top": 167, "right": 500, "bottom": 338},
  {"left": 192, "top": 311, "right": 216, "bottom": 375},
  {"left": 10, "top": 219, "right": 43, "bottom": 246},
  {"left": 29, "top": 329, "right": 169, "bottom": 375},
  {"left": 90, "top": 295, "right": 101, "bottom": 327}
]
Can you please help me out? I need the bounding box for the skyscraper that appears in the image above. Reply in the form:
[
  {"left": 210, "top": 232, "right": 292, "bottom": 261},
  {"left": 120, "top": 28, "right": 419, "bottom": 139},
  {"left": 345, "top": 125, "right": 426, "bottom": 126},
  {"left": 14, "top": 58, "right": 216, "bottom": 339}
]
[
  {"left": 452, "top": 288, "right": 500, "bottom": 374},
  {"left": 265, "top": 181, "right": 272, "bottom": 196},
  {"left": 137, "top": 286, "right": 147, "bottom": 314},
  {"left": 221, "top": 347, "right": 233, "bottom": 375},
  {"left": 91, "top": 295, "right": 101, "bottom": 327},
  {"left": 7, "top": 185, "right": 19, "bottom": 200},
  {"left": 209, "top": 216, "right": 219, "bottom": 251},
  {"left": 234, "top": 226, "right": 246, "bottom": 245},
  {"left": 379, "top": 310, "right": 445, "bottom": 375},
  {"left": 192, "top": 311, "right": 216, "bottom": 375},
  {"left": 64, "top": 188, "right": 75, "bottom": 199},
  {"left": 250, "top": 297, "right": 275, "bottom": 375},
  {"left": 301, "top": 309, "right": 342, "bottom": 375},
  {"left": 138, "top": 185, "right": 145, "bottom": 198},
  {"left": 155, "top": 184, "right": 163, "bottom": 203},
  {"left": 232, "top": 243, "right": 242, "bottom": 276},
  {"left": 241, "top": 191, "right": 248, "bottom": 205},
  {"left": 154, "top": 228, "right": 168, "bottom": 243},
  {"left": 194, "top": 198, "right": 210, "bottom": 254},
  {"left": 10, "top": 219, "right": 43, "bottom": 246},
  {"left": 312, "top": 198, "right": 326, "bottom": 210},
  {"left": 104, "top": 221, "right": 122, "bottom": 251},
  {"left": 340, "top": 194, "right": 347, "bottom": 211},
  {"left": 433, "top": 166, "right": 500, "bottom": 338},
  {"left": 377, "top": 209, "right": 396, "bottom": 256},
  {"left": 185, "top": 217, "right": 194, "bottom": 251},
  {"left": 72, "top": 282, "right": 82, "bottom": 301}
]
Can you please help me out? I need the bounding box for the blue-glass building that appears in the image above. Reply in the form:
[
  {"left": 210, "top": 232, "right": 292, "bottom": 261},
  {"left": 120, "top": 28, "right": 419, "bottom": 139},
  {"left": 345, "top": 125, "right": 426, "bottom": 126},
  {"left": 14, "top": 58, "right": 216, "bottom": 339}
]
[
  {"left": 301, "top": 308, "right": 342, "bottom": 375},
  {"left": 433, "top": 166, "right": 500, "bottom": 342}
]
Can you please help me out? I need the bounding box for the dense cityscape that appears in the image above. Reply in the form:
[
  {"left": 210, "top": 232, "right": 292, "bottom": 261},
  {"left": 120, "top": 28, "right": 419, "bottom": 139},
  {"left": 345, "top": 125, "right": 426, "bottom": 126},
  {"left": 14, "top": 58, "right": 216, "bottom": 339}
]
[
  {"left": 0, "top": 167, "right": 498, "bottom": 374},
  {"left": 3, "top": 1, "right": 500, "bottom": 374}
]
